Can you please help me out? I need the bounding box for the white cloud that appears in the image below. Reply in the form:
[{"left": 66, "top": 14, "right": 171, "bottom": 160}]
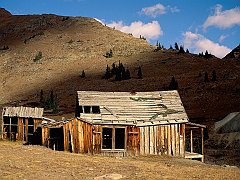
[
  {"left": 219, "top": 35, "right": 227, "bottom": 43},
  {"left": 183, "top": 31, "right": 231, "bottom": 58},
  {"left": 107, "top": 21, "right": 163, "bottom": 41},
  {"left": 203, "top": 4, "right": 240, "bottom": 29},
  {"left": 141, "top": 3, "right": 179, "bottom": 18}
]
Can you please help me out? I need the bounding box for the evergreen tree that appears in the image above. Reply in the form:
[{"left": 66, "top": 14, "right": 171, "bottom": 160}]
[
  {"left": 80, "top": 70, "right": 85, "bottom": 78},
  {"left": 125, "top": 69, "right": 131, "bottom": 80},
  {"left": 204, "top": 72, "right": 209, "bottom": 82},
  {"left": 175, "top": 42, "right": 179, "bottom": 50},
  {"left": 40, "top": 89, "right": 44, "bottom": 107},
  {"left": 169, "top": 76, "right": 178, "bottom": 90},
  {"left": 115, "top": 67, "right": 122, "bottom": 81},
  {"left": 111, "top": 63, "right": 116, "bottom": 76},
  {"left": 186, "top": 49, "right": 189, "bottom": 53},
  {"left": 137, "top": 66, "right": 143, "bottom": 79},
  {"left": 179, "top": 46, "right": 185, "bottom": 53},
  {"left": 169, "top": 45, "right": 173, "bottom": 50},
  {"left": 211, "top": 70, "right": 217, "bottom": 81},
  {"left": 104, "top": 65, "right": 111, "bottom": 79}
]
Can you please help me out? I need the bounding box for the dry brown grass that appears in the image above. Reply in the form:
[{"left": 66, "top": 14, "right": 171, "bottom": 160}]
[{"left": 0, "top": 141, "right": 239, "bottom": 179}]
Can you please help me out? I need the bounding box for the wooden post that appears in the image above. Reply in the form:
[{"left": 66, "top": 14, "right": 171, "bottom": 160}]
[
  {"left": 201, "top": 128, "right": 204, "bottom": 162},
  {"left": 190, "top": 129, "right": 193, "bottom": 153},
  {"left": 183, "top": 124, "right": 185, "bottom": 157}
]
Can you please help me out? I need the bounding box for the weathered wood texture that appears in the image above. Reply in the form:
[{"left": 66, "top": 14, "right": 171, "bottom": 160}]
[
  {"left": 77, "top": 91, "right": 188, "bottom": 126},
  {"left": 2, "top": 106, "right": 43, "bottom": 118},
  {"left": 2, "top": 117, "right": 42, "bottom": 142},
  {"left": 139, "top": 124, "right": 185, "bottom": 157},
  {"left": 42, "top": 118, "right": 93, "bottom": 154},
  {"left": 126, "top": 126, "right": 140, "bottom": 156}
]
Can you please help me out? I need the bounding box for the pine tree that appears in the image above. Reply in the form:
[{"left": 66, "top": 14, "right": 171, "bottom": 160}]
[
  {"left": 115, "top": 67, "right": 122, "bottom": 81},
  {"left": 104, "top": 65, "right": 111, "bottom": 79},
  {"left": 169, "top": 45, "right": 173, "bottom": 50},
  {"left": 80, "top": 70, "right": 85, "bottom": 78},
  {"left": 169, "top": 76, "right": 178, "bottom": 90},
  {"left": 111, "top": 63, "right": 116, "bottom": 75},
  {"left": 204, "top": 72, "right": 209, "bottom": 82},
  {"left": 137, "top": 66, "right": 143, "bottom": 79},
  {"left": 125, "top": 69, "right": 131, "bottom": 80},
  {"left": 175, "top": 42, "right": 179, "bottom": 50},
  {"left": 211, "top": 70, "right": 217, "bottom": 81},
  {"left": 186, "top": 49, "right": 189, "bottom": 53},
  {"left": 40, "top": 89, "right": 44, "bottom": 107},
  {"left": 179, "top": 46, "right": 185, "bottom": 53}
]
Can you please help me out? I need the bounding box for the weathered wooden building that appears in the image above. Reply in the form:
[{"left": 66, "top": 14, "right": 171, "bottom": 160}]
[
  {"left": 73, "top": 90, "right": 191, "bottom": 157},
  {"left": 1, "top": 106, "right": 44, "bottom": 144}
]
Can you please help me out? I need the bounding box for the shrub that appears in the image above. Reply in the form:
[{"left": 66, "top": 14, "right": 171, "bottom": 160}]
[
  {"left": 137, "top": 66, "right": 143, "bottom": 79},
  {"left": 33, "top": 51, "right": 42, "bottom": 62},
  {"left": 80, "top": 70, "right": 86, "bottom": 78},
  {"left": 169, "top": 76, "right": 178, "bottom": 90}
]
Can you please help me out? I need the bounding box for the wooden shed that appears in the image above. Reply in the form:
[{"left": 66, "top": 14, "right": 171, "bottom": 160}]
[
  {"left": 73, "top": 90, "right": 190, "bottom": 157},
  {"left": 1, "top": 106, "right": 44, "bottom": 144}
]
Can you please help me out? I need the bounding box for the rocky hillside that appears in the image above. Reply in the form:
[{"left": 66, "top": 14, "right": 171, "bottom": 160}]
[
  {"left": 224, "top": 44, "right": 240, "bottom": 60},
  {"left": 0, "top": 10, "right": 240, "bottom": 128}
]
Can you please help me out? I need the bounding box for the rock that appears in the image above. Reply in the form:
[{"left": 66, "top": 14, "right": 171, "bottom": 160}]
[{"left": 94, "top": 173, "right": 123, "bottom": 180}]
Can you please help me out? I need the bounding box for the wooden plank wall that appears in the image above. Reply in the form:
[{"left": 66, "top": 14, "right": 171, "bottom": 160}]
[
  {"left": 126, "top": 126, "right": 140, "bottom": 156},
  {"left": 92, "top": 125, "right": 101, "bottom": 154},
  {"left": 68, "top": 118, "right": 93, "bottom": 154},
  {"left": 42, "top": 126, "right": 49, "bottom": 146},
  {"left": 139, "top": 124, "right": 185, "bottom": 157}
]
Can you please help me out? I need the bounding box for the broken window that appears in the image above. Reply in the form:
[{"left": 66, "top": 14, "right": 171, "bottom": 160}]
[
  {"left": 3, "top": 116, "right": 18, "bottom": 141},
  {"left": 102, "top": 127, "right": 125, "bottom": 150},
  {"left": 92, "top": 106, "right": 100, "bottom": 114},
  {"left": 81, "top": 106, "right": 100, "bottom": 114},
  {"left": 102, "top": 128, "right": 112, "bottom": 149},
  {"left": 84, "top": 106, "right": 91, "bottom": 113},
  {"left": 115, "top": 128, "right": 125, "bottom": 149}
]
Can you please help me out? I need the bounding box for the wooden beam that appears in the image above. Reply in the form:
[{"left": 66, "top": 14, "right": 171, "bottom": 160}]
[
  {"left": 201, "top": 128, "right": 204, "bottom": 162},
  {"left": 190, "top": 129, "right": 193, "bottom": 153}
]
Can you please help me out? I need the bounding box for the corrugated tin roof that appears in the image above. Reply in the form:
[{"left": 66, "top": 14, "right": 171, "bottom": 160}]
[
  {"left": 2, "top": 106, "right": 44, "bottom": 118},
  {"left": 77, "top": 90, "right": 189, "bottom": 126}
]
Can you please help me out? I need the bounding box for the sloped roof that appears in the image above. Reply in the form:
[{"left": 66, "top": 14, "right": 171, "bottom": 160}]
[
  {"left": 215, "top": 112, "right": 240, "bottom": 133},
  {"left": 77, "top": 90, "right": 189, "bottom": 126},
  {"left": 2, "top": 106, "right": 44, "bottom": 119}
]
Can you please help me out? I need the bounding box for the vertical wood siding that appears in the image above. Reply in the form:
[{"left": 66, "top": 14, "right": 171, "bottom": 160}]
[{"left": 139, "top": 124, "right": 185, "bottom": 157}]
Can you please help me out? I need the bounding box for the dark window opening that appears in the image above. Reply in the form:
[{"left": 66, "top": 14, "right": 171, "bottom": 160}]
[
  {"left": 49, "top": 127, "right": 64, "bottom": 151},
  {"left": 28, "top": 118, "right": 34, "bottom": 125},
  {"left": 92, "top": 106, "right": 100, "bottom": 114},
  {"left": 28, "top": 126, "right": 34, "bottom": 134},
  {"left": 102, "top": 128, "right": 112, "bottom": 149},
  {"left": 115, "top": 128, "right": 125, "bottom": 149},
  {"left": 3, "top": 117, "right": 10, "bottom": 124},
  {"left": 84, "top": 106, "right": 91, "bottom": 113},
  {"left": 12, "top": 117, "right": 18, "bottom": 125},
  {"left": 3, "top": 117, "right": 18, "bottom": 141},
  {"left": 79, "top": 106, "right": 83, "bottom": 113}
]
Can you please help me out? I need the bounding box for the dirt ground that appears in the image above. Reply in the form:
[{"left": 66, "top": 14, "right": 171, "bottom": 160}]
[{"left": 0, "top": 141, "right": 239, "bottom": 180}]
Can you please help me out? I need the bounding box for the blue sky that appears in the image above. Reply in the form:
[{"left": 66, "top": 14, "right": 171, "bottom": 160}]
[{"left": 1, "top": 0, "right": 240, "bottom": 58}]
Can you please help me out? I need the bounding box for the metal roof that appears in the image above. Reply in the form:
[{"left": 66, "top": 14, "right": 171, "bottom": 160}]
[
  {"left": 2, "top": 106, "right": 44, "bottom": 119},
  {"left": 77, "top": 90, "right": 189, "bottom": 126}
]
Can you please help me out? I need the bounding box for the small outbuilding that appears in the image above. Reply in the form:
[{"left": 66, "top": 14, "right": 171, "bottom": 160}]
[{"left": 1, "top": 106, "right": 44, "bottom": 144}]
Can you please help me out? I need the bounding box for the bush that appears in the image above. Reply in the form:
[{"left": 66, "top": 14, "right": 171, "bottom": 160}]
[
  {"left": 137, "top": 66, "right": 143, "bottom": 79},
  {"left": 33, "top": 51, "right": 42, "bottom": 62},
  {"left": 104, "top": 49, "right": 113, "bottom": 58},
  {"left": 80, "top": 70, "right": 86, "bottom": 78}
]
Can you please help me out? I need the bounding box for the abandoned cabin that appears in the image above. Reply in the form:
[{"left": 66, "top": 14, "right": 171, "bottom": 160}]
[
  {"left": 0, "top": 90, "right": 205, "bottom": 161},
  {"left": 1, "top": 106, "right": 44, "bottom": 144}
]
